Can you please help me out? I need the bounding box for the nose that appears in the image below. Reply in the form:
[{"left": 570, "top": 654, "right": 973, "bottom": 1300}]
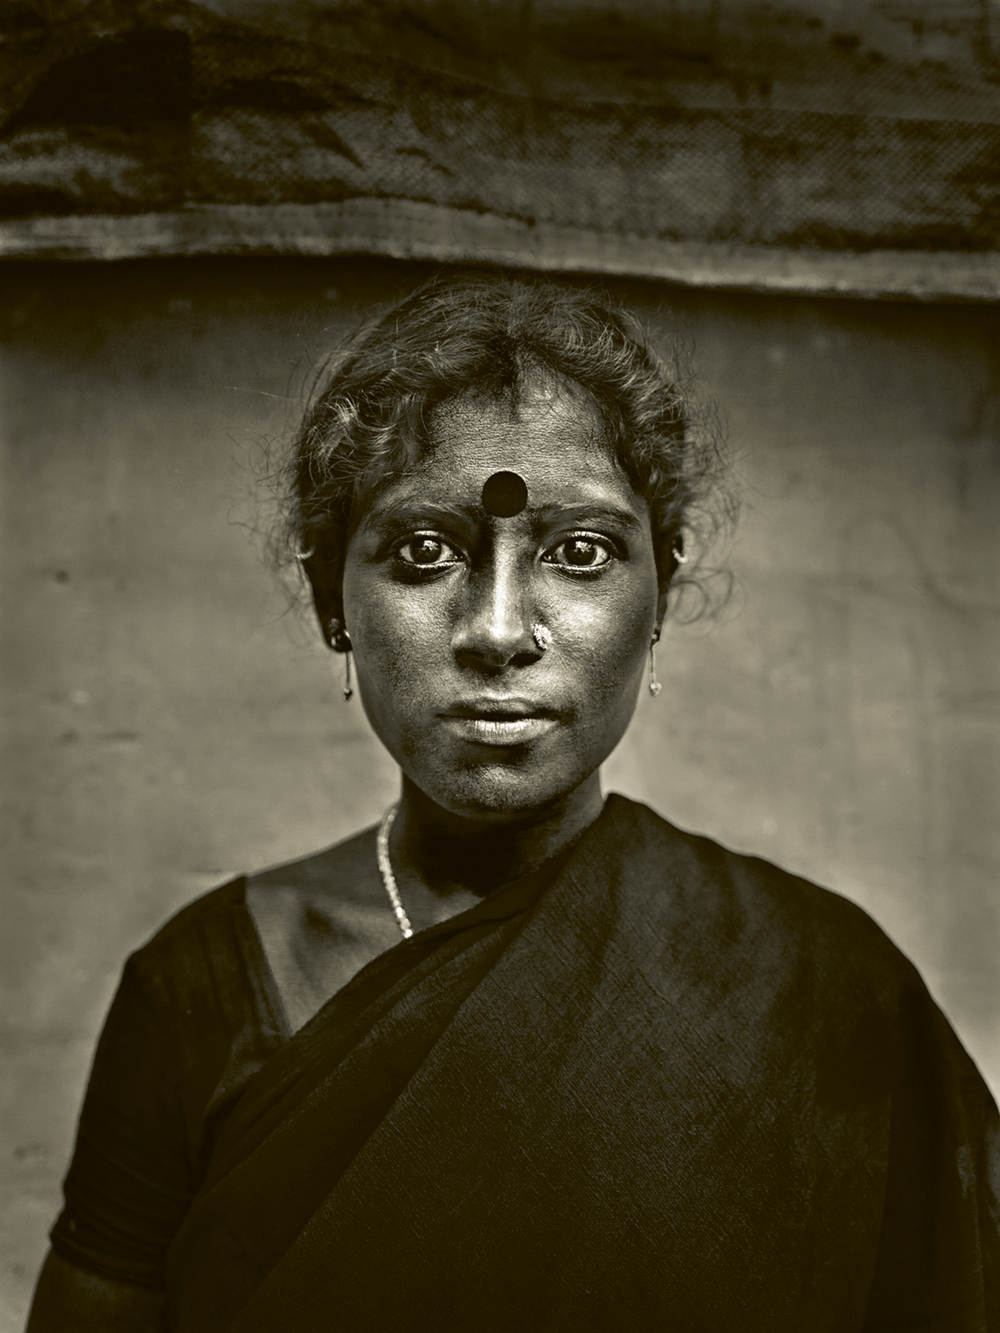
[{"left": 452, "top": 546, "right": 542, "bottom": 671}]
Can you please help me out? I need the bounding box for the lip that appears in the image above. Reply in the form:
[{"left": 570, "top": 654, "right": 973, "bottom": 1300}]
[
  {"left": 439, "top": 697, "right": 562, "bottom": 746},
  {"left": 444, "top": 697, "right": 559, "bottom": 720}
]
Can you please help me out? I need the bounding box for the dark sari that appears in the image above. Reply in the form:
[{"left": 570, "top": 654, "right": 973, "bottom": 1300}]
[{"left": 165, "top": 796, "right": 1000, "bottom": 1331}]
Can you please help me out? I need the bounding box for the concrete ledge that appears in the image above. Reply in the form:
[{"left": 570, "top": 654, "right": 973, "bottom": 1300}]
[{"left": 1, "top": 198, "right": 998, "bottom": 302}]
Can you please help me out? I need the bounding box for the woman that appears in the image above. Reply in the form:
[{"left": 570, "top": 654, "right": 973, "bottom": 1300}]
[{"left": 28, "top": 277, "right": 999, "bottom": 1331}]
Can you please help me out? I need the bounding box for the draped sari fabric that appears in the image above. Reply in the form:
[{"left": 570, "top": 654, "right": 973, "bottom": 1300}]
[{"left": 166, "top": 796, "right": 1000, "bottom": 1331}]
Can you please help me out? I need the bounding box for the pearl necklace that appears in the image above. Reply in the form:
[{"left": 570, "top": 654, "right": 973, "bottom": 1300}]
[{"left": 376, "top": 805, "right": 414, "bottom": 939}]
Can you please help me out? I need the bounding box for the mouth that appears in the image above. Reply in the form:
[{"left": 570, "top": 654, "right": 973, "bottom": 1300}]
[{"left": 440, "top": 698, "right": 562, "bottom": 746}]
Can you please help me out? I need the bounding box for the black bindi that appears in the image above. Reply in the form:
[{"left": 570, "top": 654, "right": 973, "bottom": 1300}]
[{"left": 481, "top": 470, "right": 528, "bottom": 518}]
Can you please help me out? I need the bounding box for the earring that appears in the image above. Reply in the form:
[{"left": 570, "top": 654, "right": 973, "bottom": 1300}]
[
  {"left": 329, "top": 619, "right": 354, "bottom": 702},
  {"left": 532, "top": 623, "right": 553, "bottom": 652},
  {"left": 648, "top": 634, "right": 662, "bottom": 698},
  {"left": 342, "top": 650, "right": 353, "bottom": 702},
  {"left": 672, "top": 540, "right": 688, "bottom": 565}
]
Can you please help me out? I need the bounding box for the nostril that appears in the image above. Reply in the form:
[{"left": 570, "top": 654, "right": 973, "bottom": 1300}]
[
  {"left": 452, "top": 611, "right": 542, "bottom": 668},
  {"left": 509, "top": 647, "right": 541, "bottom": 669},
  {"left": 455, "top": 643, "right": 540, "bottom": 673}
]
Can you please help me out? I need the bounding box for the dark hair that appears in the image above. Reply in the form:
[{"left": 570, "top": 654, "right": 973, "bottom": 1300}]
[{"left": 279, "top": 275, "right": 731, "bottom": 614}]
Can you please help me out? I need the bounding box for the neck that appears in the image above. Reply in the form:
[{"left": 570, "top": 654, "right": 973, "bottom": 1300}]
[{"left": 391, "top": 773, "right": 605, "bottom": 899}]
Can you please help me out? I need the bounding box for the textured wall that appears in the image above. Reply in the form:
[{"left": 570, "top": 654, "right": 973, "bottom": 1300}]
[
  {"left": 2, "top": 257, "right": 998, "bottom": 1327},
  {"left": 4, "top": 1, "right": 999, "bottom": 244},
  {"left": 4, "top": 0, "right": 1000, "bottom": 299}
]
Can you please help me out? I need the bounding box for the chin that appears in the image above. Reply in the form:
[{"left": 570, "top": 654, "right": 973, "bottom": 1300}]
[{"left": 414, "top": 760, "right": 590, "bottom": 822}]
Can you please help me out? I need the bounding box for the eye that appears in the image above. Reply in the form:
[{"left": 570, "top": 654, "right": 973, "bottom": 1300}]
[
  {"left": 544, "top": 536, "right": 616, "bottom": 571},
  {"left": 395, "top": 533, "right": 462, "bottom": 567}
]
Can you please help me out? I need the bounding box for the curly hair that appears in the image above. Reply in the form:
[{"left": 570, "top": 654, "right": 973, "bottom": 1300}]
[{"left": 279, "top": 275, "right": 731, "bottom": 614}]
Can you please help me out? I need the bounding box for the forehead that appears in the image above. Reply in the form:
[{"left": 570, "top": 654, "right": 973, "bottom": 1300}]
[
  {"left": 399, "top": 380, "right": 637, "bottom": 512},
  {"left": 352, "top": 379, "right": 652, "bottom": 537},
  {"left": 357, "top": 375, "right": 653, "bottom": 530}
]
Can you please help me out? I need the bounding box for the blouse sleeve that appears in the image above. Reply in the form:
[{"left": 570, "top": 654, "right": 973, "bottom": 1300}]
[{"left": 49, "top": 954, "right": 200, "bottom": 1290}]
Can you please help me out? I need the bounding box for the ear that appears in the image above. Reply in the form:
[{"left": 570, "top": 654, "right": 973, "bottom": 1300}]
[{"left": 300, "top": 552, "right": 344, "bottom": 649}]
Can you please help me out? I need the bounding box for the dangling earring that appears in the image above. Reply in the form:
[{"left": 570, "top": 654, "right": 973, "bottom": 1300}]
[
  {"left": 329, "top": 619, "right": 353, "bottom": 702},
  {"left": 648, "top": 633, "right": 662, "bottom": 698},
  {"left": 342, "top": 650, "right": 353, "bottom": 702}
]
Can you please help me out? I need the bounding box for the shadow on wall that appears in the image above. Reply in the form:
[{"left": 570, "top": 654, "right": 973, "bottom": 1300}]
[{"left": 1, "top": 255, "right": 998, "bottom": 1328}]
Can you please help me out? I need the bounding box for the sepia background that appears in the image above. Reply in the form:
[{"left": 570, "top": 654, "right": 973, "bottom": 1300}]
[{"left": 2, "top": 2, "right": 1000, "bottom": 1328}]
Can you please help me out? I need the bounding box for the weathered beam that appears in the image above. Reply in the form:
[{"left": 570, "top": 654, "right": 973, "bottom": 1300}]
[{"left": 0, "top": 199, "right": 996, "bottom": 302}]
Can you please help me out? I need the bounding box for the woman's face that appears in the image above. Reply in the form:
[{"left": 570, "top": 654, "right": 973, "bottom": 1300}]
[{"left": 339, "top": 378, "right": 663, "bottom": 820}]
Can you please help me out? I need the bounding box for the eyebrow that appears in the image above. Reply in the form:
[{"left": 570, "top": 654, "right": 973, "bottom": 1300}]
[
  {"left": 363, "top": 499, "right": 642, "bottom": 536},
  {"left": 530, "top": 502, "right": 641, "bottom": 530},
  {"left": 361, "top": 500, "right": 474, "bottom": 532}
]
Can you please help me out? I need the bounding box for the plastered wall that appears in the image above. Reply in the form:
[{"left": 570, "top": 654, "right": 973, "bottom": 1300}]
[{"left": 2, "top": 258, "right": 998, "bottom": 1328}]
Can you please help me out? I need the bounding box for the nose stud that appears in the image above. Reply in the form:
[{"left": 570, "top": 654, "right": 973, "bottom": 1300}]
[{"left": 532, "top": 623, "right": 553, "bottom": 652}]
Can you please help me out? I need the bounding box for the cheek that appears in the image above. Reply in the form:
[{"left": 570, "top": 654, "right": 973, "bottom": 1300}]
[
  {"left": 551, "top": 575, "right": 656, "bottom": 697},
  {"left": 342, "top": 570, "right": 447, "bottom": 710}
]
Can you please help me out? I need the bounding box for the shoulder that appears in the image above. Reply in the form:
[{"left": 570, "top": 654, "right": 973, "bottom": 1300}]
[
  {"left": 122, "top": 877, "right": 251, "bottom": 1011},
  {"left": 600, "top": 794, "right": 924, "bottom": 1002},
  {"left": 244, "top": 822, "right": 386, "bottom": 967},
  {"left": 245, "top": 824, "right": 394, "bottom": 1033},
  {"left": 127, "top": 824, "right": 381, "bottom": 991},
  {"left": 595, "top": 797, "right": 989, "bottom": 1102},
  {"left": 247, "top": 822, "right": 382, "bottom": 905}
]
